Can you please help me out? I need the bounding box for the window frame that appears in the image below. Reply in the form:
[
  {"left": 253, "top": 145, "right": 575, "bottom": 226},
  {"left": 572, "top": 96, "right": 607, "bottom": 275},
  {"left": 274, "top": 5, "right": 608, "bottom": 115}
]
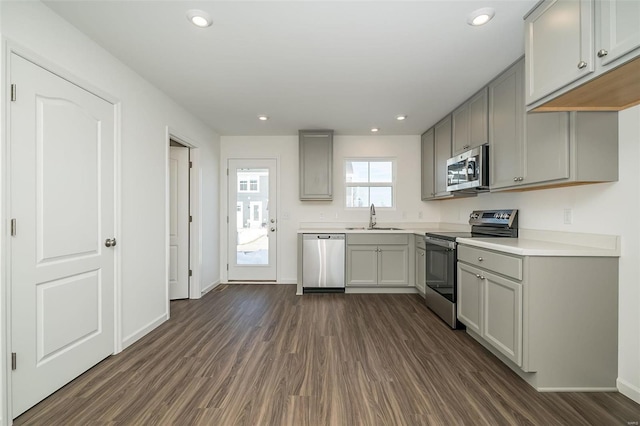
[{"left": 344, "top": 158, "right": 396, "bottom": 209}]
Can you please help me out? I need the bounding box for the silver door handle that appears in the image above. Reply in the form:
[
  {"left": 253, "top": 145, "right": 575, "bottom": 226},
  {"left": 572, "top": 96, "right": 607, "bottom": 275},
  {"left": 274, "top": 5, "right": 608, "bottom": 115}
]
[
  {"left": 476, "top": 274, "right": 481, "bottom": 278},
  {"left": 478, "top": 257, "right": 483, "bottom": 261},
  {"left": 105, "top": 238, "right": 117, "bottom": 248},
  {"left": 270, "top": 218, "right": 275, "bottom": 223},
  {"left": 270, "top": 228, "right": 276, "bottom": 232},
  {"left": 577, "top": 61, "right": 587, "bottom": 69},
  {"left": 597, "top": 49, "right": 608, "bottom": 58}
]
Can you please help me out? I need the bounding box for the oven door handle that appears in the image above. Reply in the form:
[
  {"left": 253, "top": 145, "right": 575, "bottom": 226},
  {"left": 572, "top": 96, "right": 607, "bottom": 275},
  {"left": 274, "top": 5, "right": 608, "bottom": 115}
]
[{"left": 425, "top": 236, "right": 456, "bottom": 250}]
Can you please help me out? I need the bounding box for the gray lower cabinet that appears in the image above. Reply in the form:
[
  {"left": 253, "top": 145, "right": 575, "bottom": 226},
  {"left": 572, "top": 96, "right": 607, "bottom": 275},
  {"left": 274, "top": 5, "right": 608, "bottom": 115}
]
[
  {"left": 415, "top": 238, "right": 426, "bottom": 294},
  {"left": 457, "top": 262, "right": 484, "bottom": 335},
  {"left": 299, "top": 130, "right": 333, "bottom": 200},
  {"left": 457, "top": 244, "right": 618, "bottom": 390},
  {"left": 489, "top": 58, "right": 618, "bottom": 191},
  {"left": 346, "top": 234, "right": 411, "bottom": 287}
]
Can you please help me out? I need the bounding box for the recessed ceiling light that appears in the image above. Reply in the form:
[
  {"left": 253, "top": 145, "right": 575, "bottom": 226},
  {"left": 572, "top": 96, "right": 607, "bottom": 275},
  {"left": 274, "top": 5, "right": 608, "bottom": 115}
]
[
  {"left": 371, "top": 128, "right": 380, "bottom": 133},
  {"left": 258, "top": 115, "right": 269, "bottom": 121},
  {"left": 396, "top": 115, "right": 407, "bottom": 121},
  {"left": 187, "top": 10, "right": 212, "bottom": 28},
  {"left": 467, "top": 8, "right": 495, "bottom": 26}
]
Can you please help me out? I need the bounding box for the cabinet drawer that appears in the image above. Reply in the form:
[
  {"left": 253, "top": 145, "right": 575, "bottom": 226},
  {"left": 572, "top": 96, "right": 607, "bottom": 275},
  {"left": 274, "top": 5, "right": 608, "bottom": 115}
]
[
  {"left": 458, "top": 245, "right": 522, "bottom": 280},
  {"left": 347, "top": 234, "right": 409, "bottom": 245}
]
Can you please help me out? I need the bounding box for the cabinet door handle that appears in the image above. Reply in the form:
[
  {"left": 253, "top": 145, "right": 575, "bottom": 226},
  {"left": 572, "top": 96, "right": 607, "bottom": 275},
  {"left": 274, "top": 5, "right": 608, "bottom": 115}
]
[
  {"left": 476, "top": 274, "right": 481, "bottom": 278},
  {"left": 480, "top": 275, "right": 485, "bottom": 280},
  {"left": 420, "top": 252, "right": 425, "bottom": 256},
  {"left": 518, "top": 177, "right": 524, "bottom": 181},
  {"left": 577, "top": 61, "right": 587, "bottom": 69},
  {"left": 513, "top": 177, "right": 519, "bottom": 182},
  {"left": 597, "top": 49, "right": 608, "bottom": 58},
  {"left": 478, "top": 257, "right": 483, "bottom": 261}
]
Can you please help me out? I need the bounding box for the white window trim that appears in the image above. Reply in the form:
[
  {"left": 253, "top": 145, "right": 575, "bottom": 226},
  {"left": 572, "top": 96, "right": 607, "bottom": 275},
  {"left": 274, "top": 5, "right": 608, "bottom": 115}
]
[{"left": 344, "top": 158, "right": 396, "bottom": 209}]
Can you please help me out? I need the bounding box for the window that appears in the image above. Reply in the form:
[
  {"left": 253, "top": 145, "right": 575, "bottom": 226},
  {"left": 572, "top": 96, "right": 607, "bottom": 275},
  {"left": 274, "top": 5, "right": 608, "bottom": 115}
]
[
  {"left": 238, "top": 176, "right": 259, "bottom": 192},
  {"left": 345, "top": 159, "right": 395, "bottom": 208}
]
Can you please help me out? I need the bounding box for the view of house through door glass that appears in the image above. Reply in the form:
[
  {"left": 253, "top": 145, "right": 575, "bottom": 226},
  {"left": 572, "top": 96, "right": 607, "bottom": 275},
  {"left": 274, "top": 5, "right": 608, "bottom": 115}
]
[{"left": 228, "top": 159, "right": 277, "bottom": 281}]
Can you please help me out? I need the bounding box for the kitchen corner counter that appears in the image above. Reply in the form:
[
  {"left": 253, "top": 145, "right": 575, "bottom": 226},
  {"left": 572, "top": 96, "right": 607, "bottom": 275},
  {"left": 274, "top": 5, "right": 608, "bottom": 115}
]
[{"left": 457, "top": 236, "right": 621, "bottom": 257}]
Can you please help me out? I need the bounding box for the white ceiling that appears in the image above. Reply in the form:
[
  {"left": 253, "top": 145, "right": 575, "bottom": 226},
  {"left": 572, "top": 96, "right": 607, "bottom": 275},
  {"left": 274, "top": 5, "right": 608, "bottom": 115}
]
[{"left": 44, "top": 0, "right": 538, "bottom": 136}]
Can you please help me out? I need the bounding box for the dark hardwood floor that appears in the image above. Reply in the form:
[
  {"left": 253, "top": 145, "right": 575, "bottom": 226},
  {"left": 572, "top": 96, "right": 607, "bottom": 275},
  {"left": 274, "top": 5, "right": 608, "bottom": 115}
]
[{"left": 15, "top": 284, "right": 640, "bottom": 425}]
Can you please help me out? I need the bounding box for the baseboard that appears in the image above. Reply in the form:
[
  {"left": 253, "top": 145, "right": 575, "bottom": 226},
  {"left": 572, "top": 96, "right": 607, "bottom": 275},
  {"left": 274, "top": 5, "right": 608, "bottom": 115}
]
[
  {"left": 345, "top": 287, "right": 418, "bottom": 294},
  {"left": 618, "top": 378, "right": 640, "bottom": 404},
  {"left": 122, "top": 313, "right": 168, "bottom": 350},
  {"left": 536, "top": 387, "right": 618, "bottom": 392},
  {"left": 201, "top": 280, "right": 220, "bottom": 295},
  {"left": 224, "top": 281, "right": 297, "bottom": 285}
]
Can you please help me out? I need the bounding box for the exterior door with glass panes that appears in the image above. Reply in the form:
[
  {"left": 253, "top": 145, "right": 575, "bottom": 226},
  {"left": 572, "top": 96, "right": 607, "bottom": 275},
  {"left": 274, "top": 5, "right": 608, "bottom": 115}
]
[
  {"left": 227, "top": 159, "right": 277, "bottom": 281},
  {"left": 345, "top": 159, "right": 395, "bottom": 209}
]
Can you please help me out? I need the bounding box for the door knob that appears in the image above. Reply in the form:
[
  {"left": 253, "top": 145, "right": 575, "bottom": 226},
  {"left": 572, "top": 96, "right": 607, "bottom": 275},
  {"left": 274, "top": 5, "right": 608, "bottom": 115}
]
[
  {"left": 105, "top": 238, "right": 117, "bottom": 248},
  {"left": 577, "top": 61, "right": 587, "bottom": 69},
  {"left": 270, "top": 218, "right": 275, "bottom": 223},
  {"left": 597, "top": 49, "right": 608, "bottom": 58},
  {"left": 270, "top": 227, "right": 276, "bottom": 232}
]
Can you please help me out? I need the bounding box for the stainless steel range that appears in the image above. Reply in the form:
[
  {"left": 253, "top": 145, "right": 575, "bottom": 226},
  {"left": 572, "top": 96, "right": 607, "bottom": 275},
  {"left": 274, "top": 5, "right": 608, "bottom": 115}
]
[{"left": 424, "top": 209, "right": 518, "bottom": 328}]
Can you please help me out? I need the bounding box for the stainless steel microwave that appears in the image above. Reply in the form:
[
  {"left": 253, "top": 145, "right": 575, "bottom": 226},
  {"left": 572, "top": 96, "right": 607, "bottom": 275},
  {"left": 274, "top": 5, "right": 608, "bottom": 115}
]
[{"left": 446, "top": 144, "right": 489, "bottom": 192}]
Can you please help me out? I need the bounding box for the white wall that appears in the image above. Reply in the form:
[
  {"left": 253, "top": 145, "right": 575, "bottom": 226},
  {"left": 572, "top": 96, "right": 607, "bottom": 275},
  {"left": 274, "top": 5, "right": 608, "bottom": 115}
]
[
  {"left": 1, "top": 1, "right": 220, "bottom": 421},
  {"left": 220, "top": 135, "right": 441, "bottom": 282},
  {"left": 440, "top": 105, "right": 640, "bottom": 403}
]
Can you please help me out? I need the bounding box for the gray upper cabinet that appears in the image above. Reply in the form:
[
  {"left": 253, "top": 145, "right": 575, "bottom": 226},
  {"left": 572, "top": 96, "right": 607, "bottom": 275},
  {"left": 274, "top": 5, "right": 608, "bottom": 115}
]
[
  {"left": 453, "top": 88, "right": 488, "bottom": 155},
  {"left": 299, "top": 130, "right": 333, "bottom": 200},
  {"left": 598, "top": 0, "right": 640, "bottom": 66},
  {"left": 490, "top": 58, "right": 618, "bottom": 192},
  {"left": 525, "top": 0, "right": 640, "bottom": 111},
  {"left": 434, "top": 115, "right": 452, "bottom": 197},
  {"left": 489, "top": 60, "right": 525, "bottom": 190},
  {"left": 421, "top": 128, "right": 436, "bottom": 200},
  {"left": 524, "top": 0, "right": 594, "bottom": 106}
]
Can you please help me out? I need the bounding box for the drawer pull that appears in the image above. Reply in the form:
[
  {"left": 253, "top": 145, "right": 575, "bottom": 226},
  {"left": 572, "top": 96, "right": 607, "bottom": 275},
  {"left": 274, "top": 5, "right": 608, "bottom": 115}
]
[{"left": 478, "top": 257, "right": 483, "bottom": 261}]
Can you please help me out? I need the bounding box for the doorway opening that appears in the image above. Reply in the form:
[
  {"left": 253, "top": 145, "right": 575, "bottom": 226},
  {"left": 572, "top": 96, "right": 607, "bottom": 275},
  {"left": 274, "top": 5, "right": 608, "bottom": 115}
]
[
  {"left": 166, "top": 132, "right": 202, "bottom": 304},
  {"left": 169, "top": 139, "right": 191, "bottom": 300}
]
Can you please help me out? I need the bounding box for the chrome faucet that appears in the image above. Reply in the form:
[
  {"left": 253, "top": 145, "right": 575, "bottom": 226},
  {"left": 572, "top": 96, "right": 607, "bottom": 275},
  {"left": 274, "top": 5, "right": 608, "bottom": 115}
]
[{"left": 368, "top": 203, "right": 377, "bottom": 229}]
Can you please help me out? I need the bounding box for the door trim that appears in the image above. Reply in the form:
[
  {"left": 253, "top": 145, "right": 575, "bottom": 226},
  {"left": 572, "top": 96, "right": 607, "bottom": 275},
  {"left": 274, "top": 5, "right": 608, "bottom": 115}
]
[
  {"left": 1, "top": 41, "right": 122, "bottom": 421},
  {"left": 165, "top": 128, "right": 202, "bottom": 301}
]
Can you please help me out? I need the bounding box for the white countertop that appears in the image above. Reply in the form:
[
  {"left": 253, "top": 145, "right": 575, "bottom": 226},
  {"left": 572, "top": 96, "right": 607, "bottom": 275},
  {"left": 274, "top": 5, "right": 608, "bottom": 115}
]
[
  {"left": 297, "top": 227, "right": 440, "bottom": 235},
  {"left": 457, "top": 237, "right": 620, "bottom": 257}
]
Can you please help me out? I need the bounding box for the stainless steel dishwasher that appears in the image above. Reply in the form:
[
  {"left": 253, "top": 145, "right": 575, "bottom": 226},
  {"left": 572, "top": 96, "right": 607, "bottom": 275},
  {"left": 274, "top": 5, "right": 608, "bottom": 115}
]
[{"left": 302, "top": 234, "right": 345, "bottom": 292}]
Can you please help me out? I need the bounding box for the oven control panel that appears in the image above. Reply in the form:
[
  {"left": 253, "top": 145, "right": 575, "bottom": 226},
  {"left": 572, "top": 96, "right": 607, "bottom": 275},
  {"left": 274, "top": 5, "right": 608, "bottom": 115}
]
[{"left": 469, "top": 209, "right": 518, "bottom": 227}]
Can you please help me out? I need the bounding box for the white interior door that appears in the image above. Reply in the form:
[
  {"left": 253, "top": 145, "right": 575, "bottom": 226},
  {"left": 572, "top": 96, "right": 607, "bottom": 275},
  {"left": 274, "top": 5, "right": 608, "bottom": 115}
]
[
  {"left": 228, "top": 159, "right": 277, "bottom": 281},
  {"left": 9, "top": 54, "right": 115, "bottom": 417},
  {"left": 169, "top": 145, "right": 189, "bottom": 300}
]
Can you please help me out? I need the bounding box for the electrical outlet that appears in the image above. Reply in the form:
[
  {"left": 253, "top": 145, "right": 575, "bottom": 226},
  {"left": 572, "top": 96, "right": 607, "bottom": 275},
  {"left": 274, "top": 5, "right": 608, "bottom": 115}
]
[{"left": 563, "top": 208, "right": 573, "bottom": 225}]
